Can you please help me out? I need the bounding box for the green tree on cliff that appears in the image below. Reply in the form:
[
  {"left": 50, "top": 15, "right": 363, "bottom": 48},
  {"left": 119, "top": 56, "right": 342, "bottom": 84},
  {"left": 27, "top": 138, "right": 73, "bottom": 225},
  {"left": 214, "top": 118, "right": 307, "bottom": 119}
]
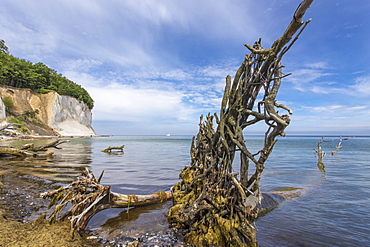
[
  {"left": 0, "top": 40, "right": 94, "bottom": 109},
  {"left": 0, "top": 40, "right": 9, "bottom": 54}
]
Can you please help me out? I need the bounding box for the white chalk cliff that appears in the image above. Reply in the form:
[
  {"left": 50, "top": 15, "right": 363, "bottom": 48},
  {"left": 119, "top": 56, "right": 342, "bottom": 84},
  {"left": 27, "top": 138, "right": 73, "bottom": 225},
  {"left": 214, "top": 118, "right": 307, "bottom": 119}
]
[
  {"left": 0, "top": 86, "right": 95, "bottom": 136},
  {"left": 0, "top": 97, "right": 5, "bottom": 121}
]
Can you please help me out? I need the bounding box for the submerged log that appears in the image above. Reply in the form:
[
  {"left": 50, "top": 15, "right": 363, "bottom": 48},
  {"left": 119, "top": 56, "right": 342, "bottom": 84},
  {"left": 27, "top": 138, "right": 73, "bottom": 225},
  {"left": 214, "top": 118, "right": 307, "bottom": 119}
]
[
  {"left": 30, "top": 139, "right": 69, "bottom": 152},
  {"left": 0, "top": 139, "right": 67, "bottom": 158},
  {"left": 101, "top": 145, "right": 125, "bottom": 153},
  {"left": 0, "top": 147, "right": 28, "bottom": 157}
]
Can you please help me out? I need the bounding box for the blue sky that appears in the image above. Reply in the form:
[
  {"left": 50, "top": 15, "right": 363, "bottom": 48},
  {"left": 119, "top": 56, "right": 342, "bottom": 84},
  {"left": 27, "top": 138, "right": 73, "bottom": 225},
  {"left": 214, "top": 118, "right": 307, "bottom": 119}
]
[{"left": 1, "top": 0, "right": 369, "bottom": 136}]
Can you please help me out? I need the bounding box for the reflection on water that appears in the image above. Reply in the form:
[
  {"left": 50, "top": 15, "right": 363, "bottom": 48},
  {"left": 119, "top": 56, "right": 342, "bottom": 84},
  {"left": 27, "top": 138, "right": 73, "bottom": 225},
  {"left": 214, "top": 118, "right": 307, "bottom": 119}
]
[
  {"left": 0, "top": 138, "right": 92, "bottom": 183},
  {"left": 88, "top": 136, "right": 190, "bottom": 195},
  {"left": 89, "top": 201, "right": 172, "bottom": 239}
]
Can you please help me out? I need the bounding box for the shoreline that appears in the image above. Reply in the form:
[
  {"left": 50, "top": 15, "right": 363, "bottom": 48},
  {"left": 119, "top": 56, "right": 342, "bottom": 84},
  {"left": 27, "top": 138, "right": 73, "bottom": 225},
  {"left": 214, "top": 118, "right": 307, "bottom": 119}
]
[
  {"left": 0, "top": 165, "right": 97, "bottom": 246},
  {"left": 0, "top": 169, "right": 188, "bottom": 246},
  {"left": 0, "top": 136, "right": 188, "bottom": 246},
  {"left": 0, "top": 133, "right": 104, "bottom": 142}
]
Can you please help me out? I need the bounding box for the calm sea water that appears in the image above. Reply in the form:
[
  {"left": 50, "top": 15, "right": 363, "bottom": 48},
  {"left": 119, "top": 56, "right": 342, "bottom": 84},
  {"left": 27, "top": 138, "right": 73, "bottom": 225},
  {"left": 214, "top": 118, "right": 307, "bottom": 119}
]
[{"left": 2, "top": 135, "right": 369, "bottom": 246}]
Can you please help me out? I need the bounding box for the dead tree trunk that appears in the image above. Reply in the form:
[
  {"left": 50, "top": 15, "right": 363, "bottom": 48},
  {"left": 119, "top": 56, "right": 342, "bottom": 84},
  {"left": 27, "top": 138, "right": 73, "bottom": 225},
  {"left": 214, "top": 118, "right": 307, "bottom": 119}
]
[
  {"left": 331, "top": 137, "right": 352, "bottom": 155},
  {"left": 167, "top": 1, "right": 314, "bottom": 246},
  {"left": 314, "top": 137, "right": 329, "bottom": 177},
  {"left": 101, "top": 145, "right": 125, "bottom": 153},
  {"left": 40, "top": 168, "right": 172, "bottom": 233},
  {"left": 314, "top": 137, "right": 327, "bottom": 165},
  {"left": 0, "top": 139, "right": 68, "bottom": 158}
]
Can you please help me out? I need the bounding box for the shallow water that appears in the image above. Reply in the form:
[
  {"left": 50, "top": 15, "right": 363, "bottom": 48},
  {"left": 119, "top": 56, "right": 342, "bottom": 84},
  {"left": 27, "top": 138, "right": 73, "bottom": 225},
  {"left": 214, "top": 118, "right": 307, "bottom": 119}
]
[{"left": 1, "top": 135, "right": 369, "bottom": 246}]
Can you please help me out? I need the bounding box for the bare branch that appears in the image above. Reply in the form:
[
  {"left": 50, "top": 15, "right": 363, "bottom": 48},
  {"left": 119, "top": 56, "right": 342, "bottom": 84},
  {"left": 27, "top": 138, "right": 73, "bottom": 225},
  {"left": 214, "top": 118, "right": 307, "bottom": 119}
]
[{"left": 168, "top": 1, "right": 314, "bottom": 245}]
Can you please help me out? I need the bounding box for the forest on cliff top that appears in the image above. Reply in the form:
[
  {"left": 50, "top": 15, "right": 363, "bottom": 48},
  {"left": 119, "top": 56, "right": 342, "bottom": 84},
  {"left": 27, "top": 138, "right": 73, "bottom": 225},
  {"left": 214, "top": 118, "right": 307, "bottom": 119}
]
[{"left": 0, "top": 40, "right": 94, "bottom": 109}]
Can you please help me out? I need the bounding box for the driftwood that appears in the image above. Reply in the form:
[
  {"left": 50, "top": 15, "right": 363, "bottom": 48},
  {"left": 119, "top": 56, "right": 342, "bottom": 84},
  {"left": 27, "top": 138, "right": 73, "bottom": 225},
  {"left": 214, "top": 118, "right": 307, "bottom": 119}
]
[
  {"left": 0, "top": 123, "right": 22, "bottom": 131},
  {"left": 314, "top": 137, "right": 330, "bottom": 165},
  {"left": 101, "top": 145, "right": 125, "bottom": 153},
  {"left": 41, "top": 168, "right": 171, "bottom": 233},
  {"left": 0, "top": 139, "right": 68, "bottom": 158},
  {"left": 40, "top": 168, "right": 302, "bottom": 235},
  {"left": 29, "top": 139, "right": 69, "bottom": 152},
  {"left": 167, "top": 1, "right": 314, "bottom": 246},
  {"left": 314, "top": 137, "right": 332, "bottom": 178},
  {"left": 314, "top": 136, "right": 353, "bottom": 177},
  {"left": 0, "top": 147, "right": 30, "bottom": 157},
  {"left": 331, "top": 137, "right": 352, "bottom": 155}
]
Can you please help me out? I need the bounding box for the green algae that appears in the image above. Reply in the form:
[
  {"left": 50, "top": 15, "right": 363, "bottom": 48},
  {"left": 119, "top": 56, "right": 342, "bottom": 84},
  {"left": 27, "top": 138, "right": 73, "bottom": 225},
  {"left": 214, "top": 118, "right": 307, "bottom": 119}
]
[{"left": 0, "top": 211, "right": 94, "bottom": 247}]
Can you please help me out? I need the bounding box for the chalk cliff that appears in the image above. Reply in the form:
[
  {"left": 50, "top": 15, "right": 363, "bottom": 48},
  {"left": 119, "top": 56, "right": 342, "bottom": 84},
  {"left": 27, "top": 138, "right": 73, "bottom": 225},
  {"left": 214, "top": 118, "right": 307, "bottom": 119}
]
[
  {"left": 0, "top": 86, "right": 95, "bottom": 136},
  {"left": 0, "top": 97, "right": 5, "bottom": 121}
]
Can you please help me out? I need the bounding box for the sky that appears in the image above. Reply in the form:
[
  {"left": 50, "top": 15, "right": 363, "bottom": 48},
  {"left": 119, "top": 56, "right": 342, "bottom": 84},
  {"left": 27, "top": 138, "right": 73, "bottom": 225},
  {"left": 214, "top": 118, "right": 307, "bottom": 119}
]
[{"left": 0, "top": 0, "right": 369, "bottom": 136}]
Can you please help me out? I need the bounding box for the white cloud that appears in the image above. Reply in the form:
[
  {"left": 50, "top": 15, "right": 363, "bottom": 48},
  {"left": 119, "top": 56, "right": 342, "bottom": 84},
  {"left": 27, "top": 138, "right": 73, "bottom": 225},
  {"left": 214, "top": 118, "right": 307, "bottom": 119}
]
[
  {"left": 349, "top": 75, "right": 370, "bottom": 96},
  {"left": 305, "top": 61, "right": 331, "bottom": 69},
  {"left": 288, "top": 110, "right": 370, "bottom": 135},
  {"left": 301, "top": 104, "right": 368, "bottom": 114},
  {"left": 287, "top": 67, "right": 334, "bottom": 92},
  {"left": 0, "top": 0, "right": 284, "bottom": 70},
  {"left": 62, "top": 62, "right": 229, "bottom": 124},
  {"left": 89, "top": 84, "right": 190, "bottom": 122},
  {"left": 310, "top": 85, "right": 330, "bottom": 94},
  {"left": 60, "top": 59, "right": 102, "bottom": 73},
  {"left": 306, "top": 105, "right": 344, "bottom": 113}
]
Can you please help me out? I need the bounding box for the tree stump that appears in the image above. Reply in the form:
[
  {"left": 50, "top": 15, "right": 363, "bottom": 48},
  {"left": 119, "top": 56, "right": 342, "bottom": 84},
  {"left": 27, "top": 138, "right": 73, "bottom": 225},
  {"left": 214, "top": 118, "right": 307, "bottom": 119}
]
[{"left": 167, "top": 1, "right": 314, "bottom": 246}]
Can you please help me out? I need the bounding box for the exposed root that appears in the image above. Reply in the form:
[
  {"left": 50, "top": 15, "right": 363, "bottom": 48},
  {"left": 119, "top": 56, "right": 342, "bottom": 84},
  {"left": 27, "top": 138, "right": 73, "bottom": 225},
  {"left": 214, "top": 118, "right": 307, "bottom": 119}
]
[
  {"left": 167, "top": 1, "right": 313, "bottom": 246},
  {"left": 41, "top": 168, "right": 172, "bottom": 234}
]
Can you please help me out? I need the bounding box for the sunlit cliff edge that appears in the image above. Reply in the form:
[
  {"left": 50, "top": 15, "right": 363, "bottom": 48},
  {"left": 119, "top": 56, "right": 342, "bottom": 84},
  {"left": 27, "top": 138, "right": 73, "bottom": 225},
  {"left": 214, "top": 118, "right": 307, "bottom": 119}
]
[{"left": 0, "top": 85, "right": 95, "bottom": 137}]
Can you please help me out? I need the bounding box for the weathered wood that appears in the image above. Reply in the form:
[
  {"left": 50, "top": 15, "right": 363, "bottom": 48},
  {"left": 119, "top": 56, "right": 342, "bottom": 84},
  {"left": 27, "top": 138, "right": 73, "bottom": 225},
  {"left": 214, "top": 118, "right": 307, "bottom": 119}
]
[
  {"left": 31, "top": 139, "right": 69, "bottom": 152},
  {"left": 41, "top": 168, "right": 171, "bottom": 232},
  {"left": 167, "top": 1, "right": 314, "bottom": 246},
  {"left": 0, "top": 139, "right": 67, "bottom": 158},
  {"left": 314, "top": 137, "right": 328, "bottom": 165},
  {"left": 331, "top": 137, "right": 352, "bottom": 155},
  {"left": 0, "top": 147, "right": 28, "bottom": 157},
  {"left": 111, "top": 191, "right": 172, "bottom": 207},
  {"left": 40, "top": 168, "right": 299, "bottom": 235},
  {"left": 0, "top": 123, "right": 22, "bottom": 131},
  {"left": 101, "top": 145, "right": 125, "bottom": 153}
]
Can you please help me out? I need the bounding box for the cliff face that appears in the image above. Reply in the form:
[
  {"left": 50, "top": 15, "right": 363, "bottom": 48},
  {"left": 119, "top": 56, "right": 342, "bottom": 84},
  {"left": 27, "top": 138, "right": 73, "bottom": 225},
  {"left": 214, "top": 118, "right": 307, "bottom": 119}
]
[
  {"left": 0, "top": 86, "right": 95, "bottom": 136},
  {"left": 0, "top": 98, "right": 5, "bottom": 121}
]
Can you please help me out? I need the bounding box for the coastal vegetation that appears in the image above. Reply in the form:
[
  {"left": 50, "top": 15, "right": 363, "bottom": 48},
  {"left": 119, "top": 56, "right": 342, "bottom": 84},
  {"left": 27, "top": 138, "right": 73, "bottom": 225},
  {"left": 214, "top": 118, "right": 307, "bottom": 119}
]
[
  {"left": 0, "top": 95, "right": 56, "bottom": 136},
  {"left": 0, "top": 40, "right": 94, "bottom": 109},
  {"left": 1, "top": 96, "right": 14, "bottom": 111}
]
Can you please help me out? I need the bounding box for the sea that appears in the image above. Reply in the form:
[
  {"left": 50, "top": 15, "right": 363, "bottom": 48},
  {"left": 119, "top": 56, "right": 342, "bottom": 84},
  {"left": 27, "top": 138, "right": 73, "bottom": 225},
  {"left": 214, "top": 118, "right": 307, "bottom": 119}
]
[{"left": 1, "top": 135, "right": 369, "bottom": 246}]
